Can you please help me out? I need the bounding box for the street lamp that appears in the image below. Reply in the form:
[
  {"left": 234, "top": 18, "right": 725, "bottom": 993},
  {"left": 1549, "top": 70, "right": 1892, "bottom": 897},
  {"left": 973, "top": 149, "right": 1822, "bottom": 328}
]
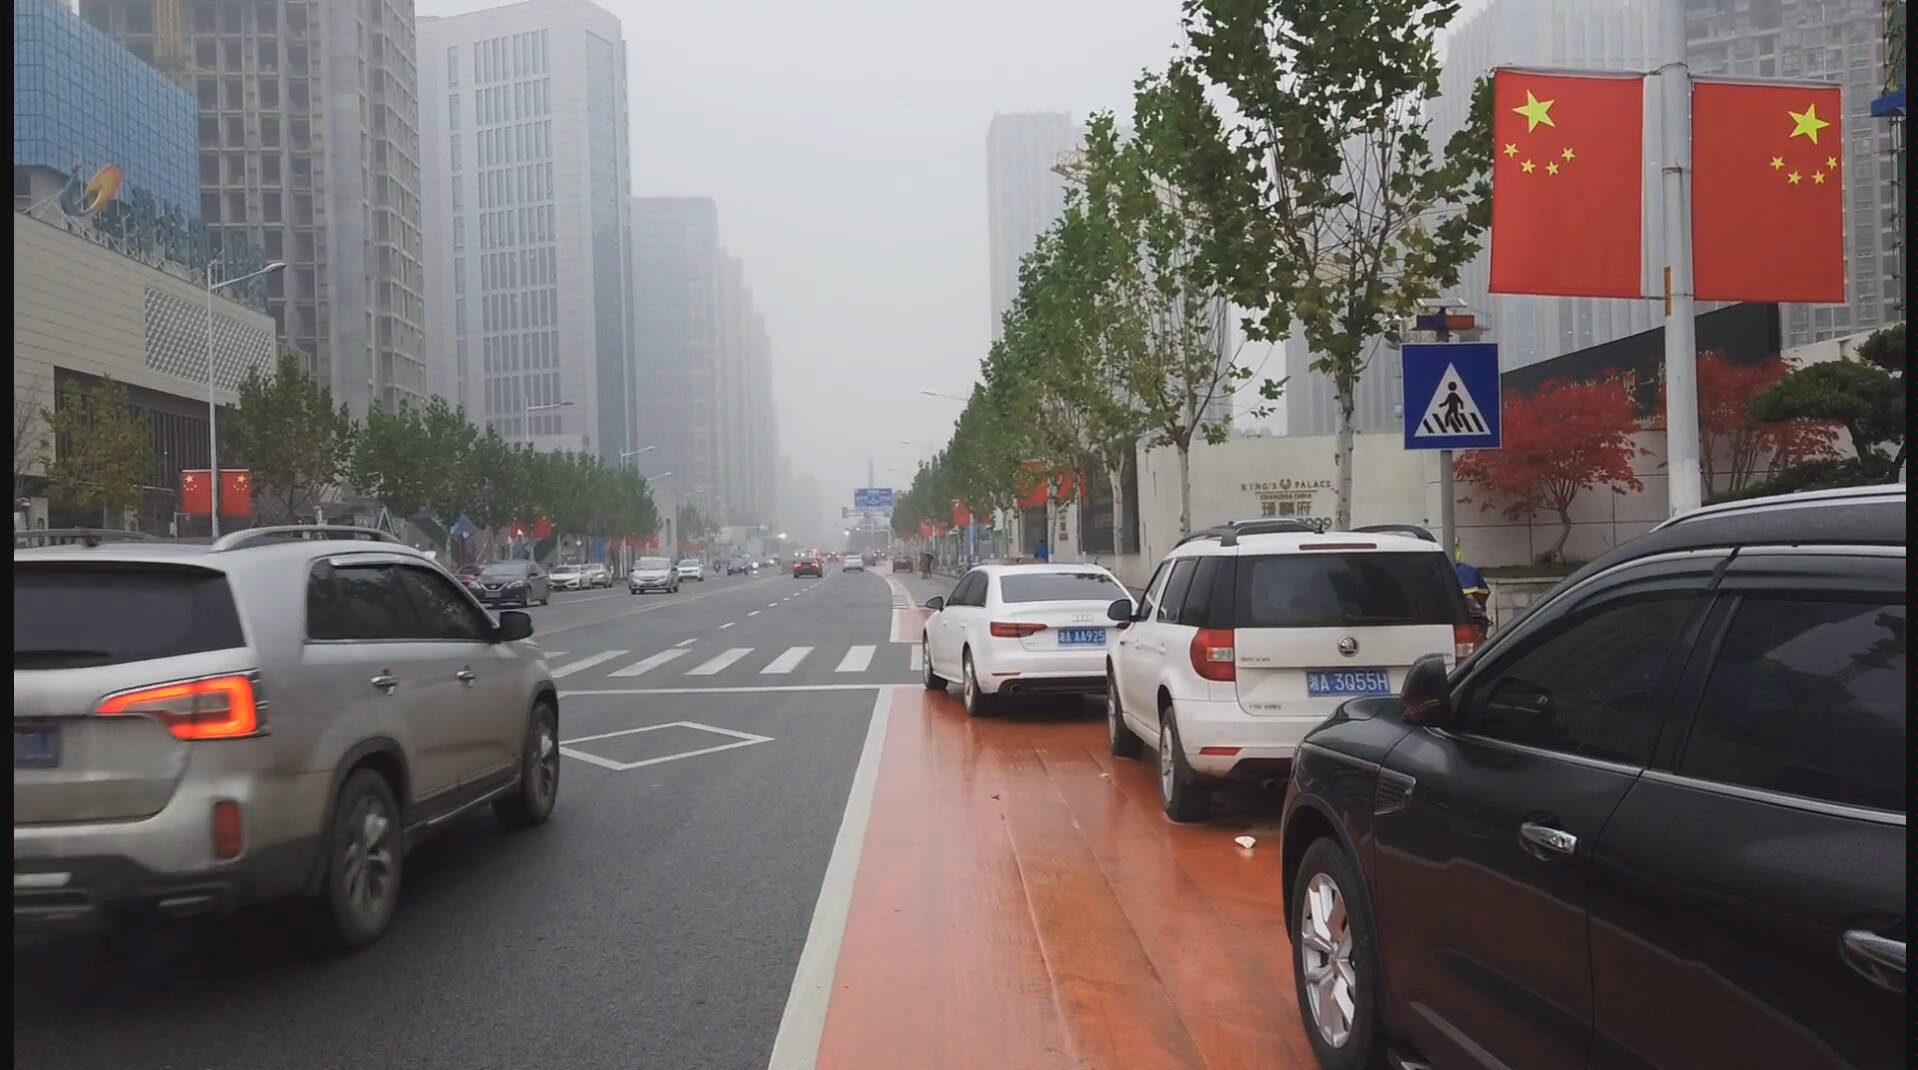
[
  {"left": 207, "top": 259, "right": 286, "bottom": 536},
  {"left": 919, "top": 389, "right": 968, "bottom": 403}
]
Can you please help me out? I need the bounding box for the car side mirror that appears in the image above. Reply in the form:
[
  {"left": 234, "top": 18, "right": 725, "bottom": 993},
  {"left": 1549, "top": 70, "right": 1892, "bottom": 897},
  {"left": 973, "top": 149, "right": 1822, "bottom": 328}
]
[
  {"left": 496, "top": 610, "right": 535, "bottom": 643},
  {"left": 1105, "top": 598, "right": 1133, "bottom": 623},
  {"left": 1399, "top": 653, "right": 1454, "bottom": 727},
  {"left": 924, "top": 596, "right": 945, "bottom": 611}
]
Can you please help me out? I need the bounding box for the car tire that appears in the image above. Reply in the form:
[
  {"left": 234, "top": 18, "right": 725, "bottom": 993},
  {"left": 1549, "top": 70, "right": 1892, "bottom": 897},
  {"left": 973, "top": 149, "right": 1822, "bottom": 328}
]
[
  {"left": 313, "top": 767, "right": 404, "bottom": 952},
  {"left": 961, "top": 651, "right": 996, "bottom": 718},
  {"left": 494, "top": 699, "right": 559, "bottom": 829},
  {"left": 1106, "top": 674, "right": 1144, "bottom": 759},
  {"left": 1157, "top": 714, "right": 1212, "bottom": 823},
  {"left": 922, "top": 636, "right": 947, "bottom": 692},
  {"left": 1291, "top": 838, "right": 1386, "bottom": 1070}
]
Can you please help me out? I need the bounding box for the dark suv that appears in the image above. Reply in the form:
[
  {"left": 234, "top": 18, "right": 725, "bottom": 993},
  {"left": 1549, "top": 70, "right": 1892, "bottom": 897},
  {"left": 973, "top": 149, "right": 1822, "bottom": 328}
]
[{"left": 1279, "top": 484, "right": 1905, "bottom": 1070}]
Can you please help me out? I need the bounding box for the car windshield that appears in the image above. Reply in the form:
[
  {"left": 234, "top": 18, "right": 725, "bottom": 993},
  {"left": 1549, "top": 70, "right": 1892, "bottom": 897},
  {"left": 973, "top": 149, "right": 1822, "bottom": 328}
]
[
  {"left": 1236, "top": 552, "right": 1467, "bottom": 628},
  {"left": 480, "top": 562, "right": 531, "bottom": 578},
  {"left": 998, "top": 572, "right": 1128, "bottom": 604},
  {"left": 637, "top": 558, "right": 670, "bottom": 570}
]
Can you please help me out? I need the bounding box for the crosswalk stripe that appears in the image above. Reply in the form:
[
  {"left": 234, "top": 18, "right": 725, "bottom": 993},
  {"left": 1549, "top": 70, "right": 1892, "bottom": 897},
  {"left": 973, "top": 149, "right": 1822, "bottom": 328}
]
[
  {"left": 761, "top": 646, "right": 813, "bottom": 674},
  {"left": 535, "top": 650, "right": 567, "bottom": 661},
  {"left": 687, "top": 647, "right": 752, "bottom": 675},
  {"left": 551, "top": 651, "right": 627, "bottom": 678},
  {"left": 835, "top": 645, "right": 875, "bottom": 673},
  {"left": 608, "top": 650, "right": 689, "bottom": 678},
  {"left": 909, "top": 646, "right": 924, "bottom": 671}
]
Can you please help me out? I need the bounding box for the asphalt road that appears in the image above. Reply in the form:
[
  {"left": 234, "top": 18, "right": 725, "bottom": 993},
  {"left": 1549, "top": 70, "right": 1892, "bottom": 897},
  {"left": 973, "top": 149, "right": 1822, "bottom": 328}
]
[{"left": 13, "top": 566, "right": 905, "bottom": 1070}]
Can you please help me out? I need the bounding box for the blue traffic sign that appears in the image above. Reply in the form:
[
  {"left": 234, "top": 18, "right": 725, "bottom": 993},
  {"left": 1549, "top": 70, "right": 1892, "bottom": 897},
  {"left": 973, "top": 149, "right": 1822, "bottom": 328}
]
[
  {"left": 853, "top": 487, "right": 895, "bottom": 509},
  {"left": 1402, "top": 342, "right": 1502, "bottom": 451}
]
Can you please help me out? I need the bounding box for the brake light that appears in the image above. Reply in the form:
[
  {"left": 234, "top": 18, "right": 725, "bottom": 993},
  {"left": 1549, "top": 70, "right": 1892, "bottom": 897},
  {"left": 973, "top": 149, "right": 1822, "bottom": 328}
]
[
  {"left": 1189, "top": 628, "right": 1236, "bottom": 681},
  {"left": 97, "top": 674, "right": 262, "bottom": 740},
  {"left": 1454, "top": 622, "right": 1483, "bottom": 661},
  {"left": 989, "top": 621, "right": 1049, "bottom": 638}
]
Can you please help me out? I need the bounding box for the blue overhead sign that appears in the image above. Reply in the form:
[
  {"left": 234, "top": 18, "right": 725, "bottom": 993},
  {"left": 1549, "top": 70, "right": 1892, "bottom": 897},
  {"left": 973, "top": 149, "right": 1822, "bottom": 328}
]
[
  {"left": 853, "top": 487, "right": 895, "bottom": 509},
  {"left": 1402, "top": 342, "right": 1502, "bottom": 452}
]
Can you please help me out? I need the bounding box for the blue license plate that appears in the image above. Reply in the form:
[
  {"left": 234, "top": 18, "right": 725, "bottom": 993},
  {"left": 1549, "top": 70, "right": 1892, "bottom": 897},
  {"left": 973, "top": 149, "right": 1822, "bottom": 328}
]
[
  {"left": 1306, "top": 669, "right": 1392, "bottom": 697},
  {"left": 14, "top": 726, "right": 61, "bottom": 769},
  {"left": 1058, "top": 627, "right": 1107, "bottom": 647}
]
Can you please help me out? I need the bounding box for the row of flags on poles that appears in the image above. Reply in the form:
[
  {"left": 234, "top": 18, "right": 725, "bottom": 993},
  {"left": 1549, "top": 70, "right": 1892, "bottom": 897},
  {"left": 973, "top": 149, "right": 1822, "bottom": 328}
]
[{"left": 1488, "top": 68, "right": 1845, "bottom": 305}]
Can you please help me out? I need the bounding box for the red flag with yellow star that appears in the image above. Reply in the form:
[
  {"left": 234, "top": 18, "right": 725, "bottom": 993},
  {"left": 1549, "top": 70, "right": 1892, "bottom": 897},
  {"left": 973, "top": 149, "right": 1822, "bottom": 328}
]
[
  {"left": 1489, "top": 69, "right": 1646, "bottom": 299},
  {"left": 1691, "top": 80, "right": 1846, "bottom": 304},
  {"left": 180, "top": 469, "right": 212, "bottom": 515},
  {"left": 219, "top": 470, "right": 253, "bottom": 517}
]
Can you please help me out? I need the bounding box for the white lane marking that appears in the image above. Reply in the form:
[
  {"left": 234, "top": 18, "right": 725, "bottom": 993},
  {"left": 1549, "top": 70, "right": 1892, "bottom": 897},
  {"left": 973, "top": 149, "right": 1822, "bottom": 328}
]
[
  {"left": 761, "top": 646, "right": 813, "bottom": 675},
  {"left": 561, "top": 683, "right": 885, "bottom": 696},
  {"left": 748, "top": 610, "right": 761, "bottom": 617},
  {"left": 674, "top": 637, "right": 699, "bottom": 648},
  {"left": 687, "top": 647, "right": 752, "bottom": 675},
  {"left": 909, "top": 645, "right": 924, "bottom": 671},
  {"left": 766, "top": 688, "right": 894, "bottom": 1070},
  {"left": 607, "top": 649, "right": 690, "bottom": 678},
  {"left": 835, "top": 645, "right": 875, "bottom": 673},
  {"left": 534, "top": 650, "right": 567, "bottom": 661},
  {"left": 767, "top": 603, "right": 779, "bottom": 608},
  {"left": 549, "top": 650, "right": 627, "bottom": 678},
  {"left": 561, "top": 721, "right": 773, "bottom": 771},
  {"left": 719, "top": 622, "right": 736, "bottom": 630}
]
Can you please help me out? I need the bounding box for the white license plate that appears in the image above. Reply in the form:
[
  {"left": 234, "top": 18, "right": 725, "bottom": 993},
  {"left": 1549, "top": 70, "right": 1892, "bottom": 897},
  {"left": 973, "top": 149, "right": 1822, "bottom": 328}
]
[
  {"left": 1057, "top": 627, "right": 1107, "bottom": 647},
  {"left": 1306, "top": 669, "right": 1392, "bottom": 697}
]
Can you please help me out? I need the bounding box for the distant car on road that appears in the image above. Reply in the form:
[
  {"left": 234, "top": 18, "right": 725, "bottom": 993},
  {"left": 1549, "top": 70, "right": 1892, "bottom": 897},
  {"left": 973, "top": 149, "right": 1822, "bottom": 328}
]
[
  {"left": 548, "top": 563, "right": 585, "bottom": 590},
  {"left": 582, "top": 562, "right": 612, "bottom": 588},
  {"left": 793, "top": 556, "right": 823, "bottom": 578},
  {"left": 842, "top": 555, "right": 865, "bottom": 573},
  {"left": 628, "top": 557, "right": 679, "bottom": 594},
  {"left": 726, "top": 558, "right": 750, "bottom": 576},
  {"left": 12, "top": 525, "right": 560, "bottom": 951},
  {"left": 676, "top": 558, "right": 705, "bottom": 582},
  {"left": 474, "top": 559, "right": 550, "bottom": 607},
  {"left": 892, "top": 556, "right": 913, "bottom": 573}
]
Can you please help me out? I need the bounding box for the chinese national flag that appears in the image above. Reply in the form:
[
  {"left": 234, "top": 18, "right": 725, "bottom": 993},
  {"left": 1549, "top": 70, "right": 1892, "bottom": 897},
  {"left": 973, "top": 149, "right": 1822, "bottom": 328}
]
[
  {"left": 1691, "top": 81, "right": 1845, "bottom": 304},
  {"left": 219, "top": 470, "right": 253, "bottom": 517},
  {"left": 951, "top": 501, "right": 971, "bottom": 528},
  {"left": 532, "top": 516, "right": 553, "bottom": 539},
  {"left": 1489, "top": 69, "right": 1646, "bottom": 299},
  {"left": 180, "top": 469, "right": 211, "bottom": 515}
]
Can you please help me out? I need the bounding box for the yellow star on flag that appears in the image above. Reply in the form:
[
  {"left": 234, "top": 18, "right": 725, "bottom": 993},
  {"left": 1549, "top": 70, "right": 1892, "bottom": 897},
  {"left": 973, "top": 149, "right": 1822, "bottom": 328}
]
[
  {"left": 1560, "top": 147, "right": 1575, "bottom": 161},
  {"left": 1825, "top": 155, "right": 1838, "bottom": 169},
  {"left": 1788, "top": 104, "right": 1830, "bottom": 144},
  {"left": 1770, "top": 156, "right": 1784, "bottom": 170},
  {"left": 1503, "top": 143, "right": 1519, "bottom": 157},
  {"left": 1513, "top": 91, "right": 1556, "bottom": 132},
  {"left": 1812, "top": 171, "right": 1826, "bottom": 184},
  {"left": 1546, "top": 162, "right": 1561, "bottom": 175},
  {"left": 1521, "top": 159, "right": 1536, "bottom": 173},
  {"left": 1787, "top": 171, "right": 1803, "bottom": 185}
]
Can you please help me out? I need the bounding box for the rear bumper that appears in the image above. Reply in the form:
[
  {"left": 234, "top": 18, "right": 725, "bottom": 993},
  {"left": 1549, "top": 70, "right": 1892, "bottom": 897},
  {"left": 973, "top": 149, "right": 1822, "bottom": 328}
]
[
  {"left": 976, "top": 644, "right": 1110, "bottom": 696},
  {"left": 1170, "top": 697, "right": 1320, "bottom": 779},
  {"left": 629, "top": 581, "right": 674, "bottom": 591},
  {"left": 14, "top": 838, "right": 317, "bottom": 938},
  {"left": 551, "top": 578, "right": 583, "bottom": 590}
]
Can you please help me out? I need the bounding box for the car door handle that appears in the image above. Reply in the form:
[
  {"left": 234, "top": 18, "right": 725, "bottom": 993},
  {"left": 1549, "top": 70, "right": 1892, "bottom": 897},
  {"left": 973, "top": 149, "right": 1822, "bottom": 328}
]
[
  {"left": 1518, "top": 821, "right": 1578, "bottom": 858},
  {"left": 1842, "top": 930, "right": 1906, "bottom": 991},
  {"left": 370, "top": 673, "right": 399, "bottom": 694},
  {"left": 456, "top": 668, "right": 476, "bottom": 684}
]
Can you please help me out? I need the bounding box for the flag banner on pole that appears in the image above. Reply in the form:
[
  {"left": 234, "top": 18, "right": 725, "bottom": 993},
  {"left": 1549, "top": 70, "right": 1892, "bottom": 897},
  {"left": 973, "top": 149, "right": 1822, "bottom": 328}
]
[
  {"left": 1489, "top": 69, "right": 1646, "bottom": 299},
  {"left": 218, "top": 470, "right": 252, "bottom": 517},
  {"left": 1691, "top": 80, "right": 1846, "bottom": 304},
  {"left": 180, "top": 469, "right": 211, "bottom": 515}
]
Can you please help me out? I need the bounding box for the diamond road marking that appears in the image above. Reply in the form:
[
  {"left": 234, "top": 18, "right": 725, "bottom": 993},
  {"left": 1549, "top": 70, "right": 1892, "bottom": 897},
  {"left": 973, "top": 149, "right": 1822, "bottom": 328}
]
[{"left": 560, "top": 720, "right": 773, "bottom": 772}]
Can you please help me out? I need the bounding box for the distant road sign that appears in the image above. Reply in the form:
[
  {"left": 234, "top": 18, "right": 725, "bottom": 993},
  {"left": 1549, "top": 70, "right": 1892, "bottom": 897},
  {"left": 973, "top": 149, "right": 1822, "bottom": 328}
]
[
  {"left": 1402, "top": 342, "right": 1502, "bottom": 451},
  {"left": 853, "top": 487, "right": 895, "bottom": 509}
]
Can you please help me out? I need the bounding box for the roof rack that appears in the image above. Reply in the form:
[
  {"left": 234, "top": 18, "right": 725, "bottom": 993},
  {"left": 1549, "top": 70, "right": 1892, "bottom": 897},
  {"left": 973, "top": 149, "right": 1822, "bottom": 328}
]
[
  {"left": 1352, "top": 523, "right": 1438, "bottom": 543},
  {"left": 13, "top": 528, "right": 167, "bottom": 549},
  {"left": 1652, "top": 483, "right": 1906, "bottom": 532},
  {"left": 1178, "top": 518, "right": 1318, "bottom": 547},
  {"left": 209, "top": 525, "right": 403, "bottom": 552}
]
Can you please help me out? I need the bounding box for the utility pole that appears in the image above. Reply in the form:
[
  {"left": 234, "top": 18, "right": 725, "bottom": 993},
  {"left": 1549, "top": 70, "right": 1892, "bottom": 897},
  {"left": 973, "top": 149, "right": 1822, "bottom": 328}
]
[{"left": 1659, "top": 0, "right": 1703, "bottom": 516}]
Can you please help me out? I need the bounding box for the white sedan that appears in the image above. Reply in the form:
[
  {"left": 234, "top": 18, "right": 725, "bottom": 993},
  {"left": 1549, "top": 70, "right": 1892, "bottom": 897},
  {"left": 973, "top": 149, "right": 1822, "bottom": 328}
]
[
  {"left": 842, "top": 555, "right": 865, "bottom": 573},
  {"left": 920, "top": 563, "right": 1131, "bottom": 717}
]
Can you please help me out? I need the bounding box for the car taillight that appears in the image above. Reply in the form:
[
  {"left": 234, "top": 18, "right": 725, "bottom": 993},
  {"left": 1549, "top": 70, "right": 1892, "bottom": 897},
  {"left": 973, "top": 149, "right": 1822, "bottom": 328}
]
[
  {"left": 97, "top": 674, "right": 263, "bottom": 741},
  {"left": 1455, "top": 622, "right": 1483, "bottom": 661},
  {"left": 989, "top": 621, "right": 1049, "bottom": 638},
  {"left": 212, "top": 800, "right": 245, "bottom": 860},
  {"left": 1189, "top": 629, "right": 1236, "bottom": 682}
]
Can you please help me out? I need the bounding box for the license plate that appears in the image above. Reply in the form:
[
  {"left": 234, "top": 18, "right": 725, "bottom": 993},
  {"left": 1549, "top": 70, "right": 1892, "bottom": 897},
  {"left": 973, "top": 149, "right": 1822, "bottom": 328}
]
[
  {"left": 13, "top": 726, "right": 61, "bottom": 769},
  {"left": 1058, "top": 627, "right": 1107, "bottom": 647},
  {"left": 1306, "top": 669, "right": 1392, "bottom": 697}
]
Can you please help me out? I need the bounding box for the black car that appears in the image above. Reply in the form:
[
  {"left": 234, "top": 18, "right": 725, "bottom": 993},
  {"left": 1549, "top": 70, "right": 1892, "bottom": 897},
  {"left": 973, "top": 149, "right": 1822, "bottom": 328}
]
[
  {"left": 1279, "top": 484, "right": 1904, "bottom": 1070},
  {"left": 793, "top": 557, "right": 822, "bottom": 578},
  {"left": 891, "top": 555, "right": 913, "bottom": 573},
  {"left": 472, "top": 559, "right": 550, "bottom": 606}
]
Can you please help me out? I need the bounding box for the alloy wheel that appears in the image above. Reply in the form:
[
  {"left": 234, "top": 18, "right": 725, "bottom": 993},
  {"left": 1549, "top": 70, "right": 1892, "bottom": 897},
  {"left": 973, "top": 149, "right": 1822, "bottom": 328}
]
[
  {"left": 1299, "top": 871, "right": 1358, "bottom": 1048},
  {"left": 531, "top": 719, "right": 559, "bottom": 806},
  {"left": 1158, "top": 720, "right": 1175, "bottom": 800},
  {"left": 340, "top": 795, "right": 395, "bottom": 925}
]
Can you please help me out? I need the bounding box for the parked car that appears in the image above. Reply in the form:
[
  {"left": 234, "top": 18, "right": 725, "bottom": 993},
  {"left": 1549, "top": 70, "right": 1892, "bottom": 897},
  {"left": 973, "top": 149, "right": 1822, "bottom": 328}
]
[
  {"left": 842, "top": 555, "right": 866, "bottom": 573},
  {"left": 12, "top": 526, "right": 560, "bottom": 951},
  {"left": 582, "top": 562, "right": 612, "bottom": 588},
  {"left": 793, "top": 556, "right": 823, "bottom": 578},
  {"left": 628, "top": 556, "right": 679, "bottom": 594},
  {"left": 921, "top": 564, "right": 1132, "bottom": 714},
  {"left": 676, "top": 558, "right": 705, "bottom": 583},
  {"left": 473, "top": 559, "right": 550, "bottom": 607},
  {"left": 1279, "top": 485, "right": 1905, "bottom": 1070},
  {"left": 1105, "top": 525, "right": 1478, "bottom": 822},
  {"left": 548, "top": 563, "right": 585, "bottom": 590}
]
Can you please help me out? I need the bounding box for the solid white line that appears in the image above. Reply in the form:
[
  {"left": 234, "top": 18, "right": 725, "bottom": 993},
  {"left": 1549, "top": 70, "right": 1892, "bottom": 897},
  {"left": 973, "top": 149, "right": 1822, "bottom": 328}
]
[
  {"left": 766, "top": 687, "right": 893, "bottom": 1070},
  {"left": 674, "top": 637, "right": 699, "bottom": 648},
  {"left": 549, "top": 650, "right": 627, "bottom": 678},
  {"left": 687, "top": 647, "right": 752, "bottom": 675},
  {"left": 560, "top": 683, "right": 883, "bottom": 697},
  {"left": 749, "top": 610, "right": 762, "bottom": 617},
  {"left": 908, "top": 645, "right": 924, "bottom": 672},
  {"left": 607, "top": 649, "right": 689, "bottom": 678},
  {"left": 761, "top": 646, "right": 813, "bottom": 674},
  {"left": 835, "top": 645, "right": 875, "bottom": 673}
]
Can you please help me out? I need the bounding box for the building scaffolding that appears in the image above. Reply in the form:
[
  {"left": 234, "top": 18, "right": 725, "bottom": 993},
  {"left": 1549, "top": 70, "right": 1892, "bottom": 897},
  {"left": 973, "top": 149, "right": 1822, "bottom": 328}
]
[{"left": 1876, "top": 0, "right": 1907, "bottom": 319}]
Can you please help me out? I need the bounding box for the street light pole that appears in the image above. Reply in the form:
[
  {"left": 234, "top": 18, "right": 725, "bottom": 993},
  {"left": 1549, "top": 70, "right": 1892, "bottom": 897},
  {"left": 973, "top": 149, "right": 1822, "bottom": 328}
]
[{"left": 206, "top": 259, "right": 285, "bottom": 536}]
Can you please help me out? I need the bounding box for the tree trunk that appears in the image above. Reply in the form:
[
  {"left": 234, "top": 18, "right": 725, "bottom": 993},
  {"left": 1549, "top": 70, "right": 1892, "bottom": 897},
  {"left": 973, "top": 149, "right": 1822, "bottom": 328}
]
[
  {"left": 1176, "top": 444, "right": 1193, "bottom": 537},
  {"left": 1108, "top": 463, "right": 1128, "bottom": 555},
  {"left": 1333, "top": 394, "right": 1357, "bottom": 530},
  {"left": 1544, "top": 506, "right": 1573, "bottom": 563}
]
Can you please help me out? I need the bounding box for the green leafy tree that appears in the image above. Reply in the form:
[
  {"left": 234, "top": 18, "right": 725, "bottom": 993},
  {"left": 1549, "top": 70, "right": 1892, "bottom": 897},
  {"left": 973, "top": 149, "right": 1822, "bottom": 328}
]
[
  {"left": 348, "top": 402, "right": 431, "bottom": 521},
  {"left": 223, "top": 350, "right": 354, "bottom": 522},
  {"left": 415, "top": 398, "right": 481, "bottom": 537},
  {"left": 1136, "top": 0, "right": 1495, "bottom": 527},
  {"left": 41, "top": 377, "right": 155, "bottom": 528},
  {"left": 1747, "top": 323, "right": 1905, "bottom": 480}
]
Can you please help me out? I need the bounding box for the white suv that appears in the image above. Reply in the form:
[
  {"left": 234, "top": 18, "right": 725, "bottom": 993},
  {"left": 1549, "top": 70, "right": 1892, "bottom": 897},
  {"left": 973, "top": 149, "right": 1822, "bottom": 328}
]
[{"left": 1104, "top": 523, "right": 1481, "bottom": 822}]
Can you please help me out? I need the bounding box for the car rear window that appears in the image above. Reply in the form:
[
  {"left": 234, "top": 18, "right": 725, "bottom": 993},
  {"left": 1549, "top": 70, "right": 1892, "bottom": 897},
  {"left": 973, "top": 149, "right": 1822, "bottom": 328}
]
[
  {"left": 13, "top": 562, "right": 247, "bottom": 669},
  {"left": 999, "top": 572, "right": 1129, "bottom": 604},
  {"left": 1235, "top": 552, "right": 1467, "bottom": 628}
]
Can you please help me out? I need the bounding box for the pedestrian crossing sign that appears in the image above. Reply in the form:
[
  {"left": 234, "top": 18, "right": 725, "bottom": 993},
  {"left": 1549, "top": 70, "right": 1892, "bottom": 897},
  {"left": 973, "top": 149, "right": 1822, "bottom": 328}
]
[{"left": 1402, "top": 342, "right": 1502, "bottom": 451}]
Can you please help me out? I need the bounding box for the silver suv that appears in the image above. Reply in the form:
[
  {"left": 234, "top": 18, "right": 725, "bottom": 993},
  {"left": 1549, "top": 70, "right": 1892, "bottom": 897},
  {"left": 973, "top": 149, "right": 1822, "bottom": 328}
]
[{"left": 13, "top": 526, "right": 561, "bottom": 951}]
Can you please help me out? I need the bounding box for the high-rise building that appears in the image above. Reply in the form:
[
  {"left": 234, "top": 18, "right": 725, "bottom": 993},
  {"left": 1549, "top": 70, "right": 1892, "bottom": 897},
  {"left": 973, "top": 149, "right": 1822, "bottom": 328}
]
[
  {"left": 986, "top": 112, "right": 1079, "bottom": 342},
  {"left": 420, "top": 0, "right": 632, "bottom": 464},
  {"left": 628, "top": 196, "right": 777, "bottom": 526},
  {"left": 83, "top": 0, "right": 428, "bottom": 419}
]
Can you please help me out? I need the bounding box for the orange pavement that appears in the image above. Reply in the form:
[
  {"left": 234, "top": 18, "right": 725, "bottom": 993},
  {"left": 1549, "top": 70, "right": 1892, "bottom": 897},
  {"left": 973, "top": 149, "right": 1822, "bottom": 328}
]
[{"left": 814, "top": 687, "right": 1317, "bottom": 1070}]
